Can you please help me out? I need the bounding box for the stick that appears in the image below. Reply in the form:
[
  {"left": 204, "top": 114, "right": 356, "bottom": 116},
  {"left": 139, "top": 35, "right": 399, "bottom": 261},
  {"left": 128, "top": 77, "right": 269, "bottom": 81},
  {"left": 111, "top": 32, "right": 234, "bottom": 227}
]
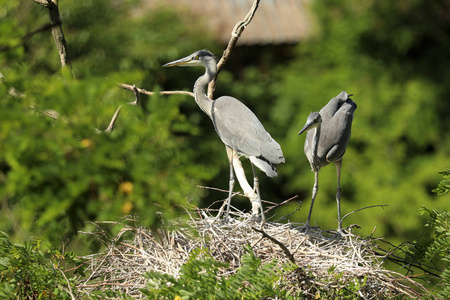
[
  {"left": 251, "top": 226, "right": 296, "bottom": 264},
  {"left": 207, "top": 0, "right": 260, "bottom": 99},
  {"left": 265, "top": 195, "right": 299, "bottom": 214},
  {"left": 33, "top": 0, "right": 72, "bottom": 72},
  {"left": 341, "top": 204, "right": 389, "bottom": 223},
  {"left": 119, "top": 83, "right": 194, "bottom": 98}
]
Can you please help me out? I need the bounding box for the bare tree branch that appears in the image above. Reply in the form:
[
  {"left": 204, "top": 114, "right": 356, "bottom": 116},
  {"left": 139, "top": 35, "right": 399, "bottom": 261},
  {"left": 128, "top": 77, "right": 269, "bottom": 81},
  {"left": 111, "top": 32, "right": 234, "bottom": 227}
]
[
  {"left": 103, "top": 106, "right": 122, "bottom": 134},
  {"left": 33, "top": 0, "right": 72, "bottom": 72},
  {"left": 119, "top": 0, "right": 260, "bottom": 100},
  {"left": 130, "top": 84, "right": 140, "bottom": 106},
  {"left": 113, "top": 1, "right": 260, "bottom": 133},
  {"left": 103, "top": 85, "right": 140, "bottom": 133},
  {"left": 207, "top": 0, "right": 260, "bottom": 99},
  {"left": 119, "top": 83, "right": 194, "bottom": 98},
  {"left": 33, "top": 0, "right": 51, "bottom": 7}
]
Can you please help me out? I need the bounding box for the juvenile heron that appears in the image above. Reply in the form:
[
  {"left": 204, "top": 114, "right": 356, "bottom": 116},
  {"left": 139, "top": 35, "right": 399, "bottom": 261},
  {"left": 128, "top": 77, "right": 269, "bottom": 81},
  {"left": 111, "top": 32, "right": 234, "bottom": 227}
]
[
  {"left": 298, "top": 91, "right": 356, "bottom": 233},
  {"left": 163, "top": 50, "right": 285, "bottom": 220}
]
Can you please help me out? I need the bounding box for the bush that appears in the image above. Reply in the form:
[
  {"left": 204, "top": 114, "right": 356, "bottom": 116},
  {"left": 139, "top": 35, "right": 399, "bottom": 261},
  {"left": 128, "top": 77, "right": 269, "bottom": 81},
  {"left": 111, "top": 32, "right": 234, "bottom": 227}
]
[
  {"left": 0, "top": 231, "right": 83, "bottom": 299},
  {"left": 141, "top": 245, "right": 297, "bottom": 299}
]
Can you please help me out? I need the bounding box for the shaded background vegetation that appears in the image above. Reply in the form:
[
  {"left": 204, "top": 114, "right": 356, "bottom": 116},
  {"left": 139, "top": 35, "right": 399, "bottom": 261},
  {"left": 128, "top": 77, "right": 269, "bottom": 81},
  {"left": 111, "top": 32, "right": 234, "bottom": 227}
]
[{"left": 0, "top": 0, "right": 449, "bottom": 256}]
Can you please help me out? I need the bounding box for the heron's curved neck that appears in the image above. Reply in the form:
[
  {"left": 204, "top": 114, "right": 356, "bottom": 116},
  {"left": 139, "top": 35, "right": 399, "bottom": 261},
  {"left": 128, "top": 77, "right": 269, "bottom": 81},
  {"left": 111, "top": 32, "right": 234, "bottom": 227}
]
[
  {"left": 312, "top": 123, "right": 321, "bottom": 161},
  {"left": 193, "top": 64, "right": 216, "bottom": 118}
]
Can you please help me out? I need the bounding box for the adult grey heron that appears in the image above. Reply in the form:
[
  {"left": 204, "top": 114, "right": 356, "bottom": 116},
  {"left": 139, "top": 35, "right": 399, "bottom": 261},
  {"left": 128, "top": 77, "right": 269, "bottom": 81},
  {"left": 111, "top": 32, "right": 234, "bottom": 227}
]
[
  {"left": 298, "top": 91, "right": 356, "bottom": 234},
  {"left": 163, "top": 50, "right": 285, "bottom": 221}
]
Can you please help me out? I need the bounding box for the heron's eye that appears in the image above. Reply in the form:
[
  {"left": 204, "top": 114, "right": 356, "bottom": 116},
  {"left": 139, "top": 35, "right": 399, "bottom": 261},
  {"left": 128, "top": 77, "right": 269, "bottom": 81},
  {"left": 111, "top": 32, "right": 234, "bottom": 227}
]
[{"left": 194, "top": 55, "right": 199, "bottom": 60}]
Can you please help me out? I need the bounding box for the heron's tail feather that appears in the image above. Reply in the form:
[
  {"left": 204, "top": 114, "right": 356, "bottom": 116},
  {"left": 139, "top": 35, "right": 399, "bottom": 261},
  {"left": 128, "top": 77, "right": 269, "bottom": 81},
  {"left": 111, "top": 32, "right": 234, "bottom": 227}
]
[{"left": 249, "top": 156, "right": 278, "bottom": 178}]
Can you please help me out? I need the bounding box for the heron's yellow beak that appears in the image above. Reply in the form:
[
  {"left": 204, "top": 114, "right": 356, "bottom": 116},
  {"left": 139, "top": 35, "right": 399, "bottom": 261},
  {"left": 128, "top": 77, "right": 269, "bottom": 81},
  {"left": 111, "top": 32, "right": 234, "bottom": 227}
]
[{"left": 163, "top": 55, "right": 195, "bottom": 67}]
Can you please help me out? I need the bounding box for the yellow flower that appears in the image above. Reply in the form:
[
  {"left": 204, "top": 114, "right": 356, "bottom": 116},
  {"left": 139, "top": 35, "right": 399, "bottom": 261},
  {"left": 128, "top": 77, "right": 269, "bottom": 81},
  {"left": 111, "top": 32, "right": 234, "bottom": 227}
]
[
  {"left": 121, "top": 201, "right": 133, "bottom": 214},
  {"left": 119, "top": 181, "right": 134, "bottom": 195},
  {"left": 80, "top": 138, "right": 93, "bottom": 148}
]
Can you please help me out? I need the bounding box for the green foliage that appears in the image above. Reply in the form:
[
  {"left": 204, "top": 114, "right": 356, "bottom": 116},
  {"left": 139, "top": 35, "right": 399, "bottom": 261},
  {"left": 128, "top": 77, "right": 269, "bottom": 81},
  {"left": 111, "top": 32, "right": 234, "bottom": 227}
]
[
  {"left": 0, "top": 231, "right": 83, "bottom": 299},
  {"left": 267, "top": 0, "right": 450, "bottom": 241},
  {"left": 0, "top": 0, "right": 218, "bottom": 244},
  {"left": 1, "top": 1, "right": 450, "bottom": 296},
  {"left": 417, "top": 207, "right": 450, "bottom": 298},
  {"left": 141, "top": 245, "right": 297, "bottom": 299},
  {"left": 408, "top": 206, "right": 450, "bottom": 299},
  {"left": 320, "top": 266, "right": 368, "bottom": 300},
  {"left": 433, "top": 169, "right": 450, "bottom": 196}
]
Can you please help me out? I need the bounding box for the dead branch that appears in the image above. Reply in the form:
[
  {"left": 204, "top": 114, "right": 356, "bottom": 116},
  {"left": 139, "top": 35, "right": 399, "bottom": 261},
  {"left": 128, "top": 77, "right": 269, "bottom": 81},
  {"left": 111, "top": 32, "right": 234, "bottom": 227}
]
[
  {"left": 251, "top": 226, "right": 296, "bottom": 264},
  {"left": 207, "top": 0, "right": 261, "bottom": 99},
  {"left": 265, "top": 195, "right": 300, "bottom": 214},
  {"left": 33, "top": 0, "right": 72, "bottom": 72},
  {"left": 101, "top": 85, "right": 141, "bottom": 133},
  {"left": 103, "top": 106, "right": 122, "bottom": 134},
  {"left": 119, "top": 83, "right": 194, "bottom": 98},
  {"left": 116, "top": 0, "right": 260, "bottom": 135},
  {"left": 131, "top": 84, "right": 140, "bottom": 106},
  {"left": 341, "top": 204, "right": 389, "bottom": 223},
  {"left": 33, "top": 0, "right": 51, "bottom": 7}
]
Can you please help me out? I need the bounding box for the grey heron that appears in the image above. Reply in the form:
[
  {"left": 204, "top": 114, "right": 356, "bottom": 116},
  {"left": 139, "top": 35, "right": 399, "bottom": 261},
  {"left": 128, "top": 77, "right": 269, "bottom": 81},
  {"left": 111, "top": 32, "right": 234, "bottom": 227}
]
[
  {"left": 163, "top": 50, "right": 285, "bottom": 221},
  {"left": 298, "top": 91, "right": 356, "bottom": 233}
]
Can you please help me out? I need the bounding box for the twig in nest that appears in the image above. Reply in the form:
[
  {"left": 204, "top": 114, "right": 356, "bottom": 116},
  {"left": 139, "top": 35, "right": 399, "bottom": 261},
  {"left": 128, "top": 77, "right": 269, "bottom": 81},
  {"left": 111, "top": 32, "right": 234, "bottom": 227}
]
[
  {"left": 265, "top": 195, "right": 299, "bottom": 214},
  {"left": 251, "top": 226, "right": 296, "bottom": 264},
  {"left": 54, "top": 266, "right": 76, "bottom": 300},
  {"left": 77, "top": 212, "right": 430, "bottom": 298},
  {"left": 341, "top": 204, "right": 389, "bottom": 223}
]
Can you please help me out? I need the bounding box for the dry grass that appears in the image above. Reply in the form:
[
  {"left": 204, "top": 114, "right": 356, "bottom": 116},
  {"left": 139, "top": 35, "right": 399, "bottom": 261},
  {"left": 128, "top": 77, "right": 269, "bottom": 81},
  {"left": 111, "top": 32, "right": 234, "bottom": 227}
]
[{"left": 76, "top": 209, "right": 429, "bottom": 299}]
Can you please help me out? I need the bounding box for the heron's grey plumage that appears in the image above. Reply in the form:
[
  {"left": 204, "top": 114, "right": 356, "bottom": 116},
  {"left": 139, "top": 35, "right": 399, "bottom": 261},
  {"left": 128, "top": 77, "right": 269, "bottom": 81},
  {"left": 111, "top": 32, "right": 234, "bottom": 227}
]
[
  {"left": 299, "top": 91, "right": 356, "bottom": 233},
  {"left": 302, "top": 91, "right": 356, "bottom": 171},
  {"left": 211, "top": 96, "right": 284, "bottom": 177},
  {"left": 164, "top": 50, "right": 284, "bottom": 219}
]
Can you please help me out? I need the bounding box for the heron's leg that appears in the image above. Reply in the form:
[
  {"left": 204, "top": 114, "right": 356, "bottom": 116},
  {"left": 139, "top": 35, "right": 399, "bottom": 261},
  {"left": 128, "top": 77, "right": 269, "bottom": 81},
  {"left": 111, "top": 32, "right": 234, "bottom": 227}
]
[
  {"left": 335, "top": 159, "right": 343, "bottom": 232},
  {"left": 216, "top": 147, "right": 235, "bottom": 221},
  {"left": 250, "top": 163, "right": 260, "bottom": 196},
  {"left": 305, "top": 171, "right": 319, "bottom": 230},
  {"left": 231, "top": 152, "right": 259, "bottom": 217},
  {"left": 250, "top": 163, "right": 265, "bottom": 222},
  {"left": 225, "top": 151, "right": 236, "bottom": 221}
]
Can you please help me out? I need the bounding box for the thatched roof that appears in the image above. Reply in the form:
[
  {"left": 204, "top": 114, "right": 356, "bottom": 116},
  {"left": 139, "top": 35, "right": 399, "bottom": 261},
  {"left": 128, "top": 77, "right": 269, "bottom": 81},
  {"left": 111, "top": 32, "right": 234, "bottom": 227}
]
[{"left": 141, "top": 0, "right": 313, "bottom": 45}]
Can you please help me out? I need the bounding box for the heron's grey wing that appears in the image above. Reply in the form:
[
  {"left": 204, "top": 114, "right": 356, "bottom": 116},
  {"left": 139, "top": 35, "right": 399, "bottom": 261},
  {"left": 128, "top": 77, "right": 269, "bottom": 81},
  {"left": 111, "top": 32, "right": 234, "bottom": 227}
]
[
  {"left": 319, "top": 91, "right": 349, "bottom": 121},
  {"left": 211, "top": 96, "right": 284, "bottom": 164},
  {"left": 318, "top": 99, "right": 357, "bottom": 163}
]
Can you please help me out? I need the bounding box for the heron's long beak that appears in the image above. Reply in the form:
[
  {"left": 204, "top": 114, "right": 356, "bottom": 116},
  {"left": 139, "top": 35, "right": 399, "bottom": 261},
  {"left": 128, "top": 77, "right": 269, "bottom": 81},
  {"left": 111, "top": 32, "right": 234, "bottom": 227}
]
[
  {"left": 162, "top": 56, "right": 192, "bottom": 67},
  {"left": 298, "top": 122, "right": 312, "bottom": 135}
]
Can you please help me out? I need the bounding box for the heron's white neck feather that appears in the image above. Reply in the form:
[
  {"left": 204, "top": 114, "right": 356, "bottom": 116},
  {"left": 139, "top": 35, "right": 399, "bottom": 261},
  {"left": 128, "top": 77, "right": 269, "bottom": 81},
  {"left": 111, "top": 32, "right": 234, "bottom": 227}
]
[
  {"left": 193, "top": 64, "right": 215, "bottom": 118},
  {"left": 311, "top": 123, "right": 321, "bottom": 171}
]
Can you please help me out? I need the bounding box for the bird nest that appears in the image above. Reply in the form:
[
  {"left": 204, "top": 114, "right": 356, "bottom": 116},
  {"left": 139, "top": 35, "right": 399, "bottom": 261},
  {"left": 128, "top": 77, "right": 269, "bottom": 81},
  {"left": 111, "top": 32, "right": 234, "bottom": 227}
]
[{"left": 77, "top": 209, "right": 428, "bottom": 299}]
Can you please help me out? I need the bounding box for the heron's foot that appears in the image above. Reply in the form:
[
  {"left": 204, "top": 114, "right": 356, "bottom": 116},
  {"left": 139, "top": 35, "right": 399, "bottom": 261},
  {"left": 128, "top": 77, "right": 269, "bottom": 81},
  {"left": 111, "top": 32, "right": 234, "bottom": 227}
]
[
  {"left": 300, "top": 224, "right": 320, "bottom": 233},
  {"left": 334, "top": 228, "right": 349, "bottom": 238},
  {"left": 213, "top": 210, "right": 230, "bottom": 224}
]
